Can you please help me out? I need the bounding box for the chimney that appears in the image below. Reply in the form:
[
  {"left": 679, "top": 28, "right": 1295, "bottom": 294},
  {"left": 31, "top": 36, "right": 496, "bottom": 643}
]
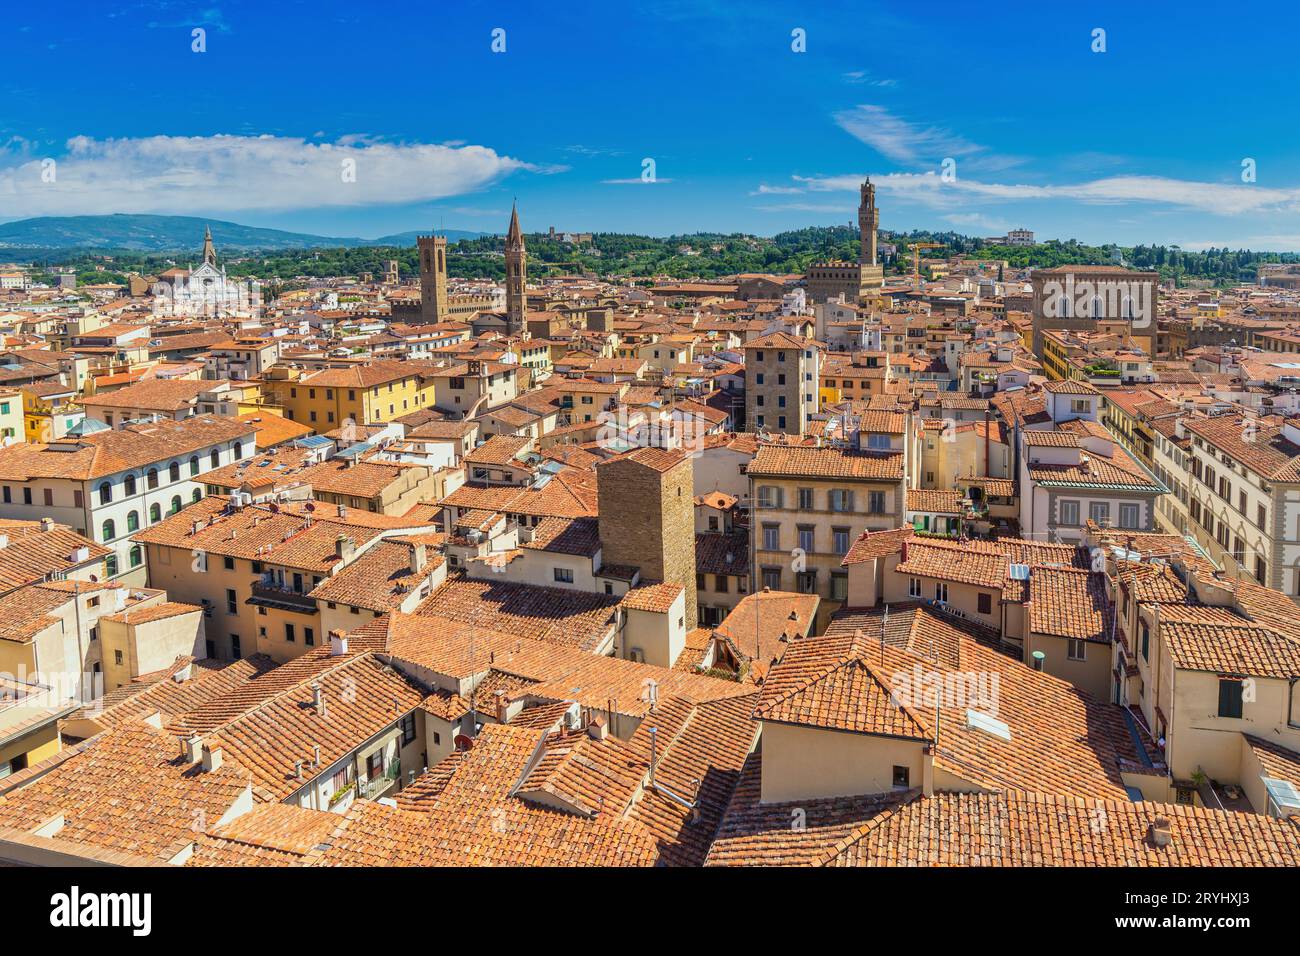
[
  {"left": 201, "top": 743, "right": 223, "bottom": 773},
  {"left": 294, "top": 759, "right": 304, "bottom": 781},
  {"left": 587, "top": 716, "right": 608, "bottom": 741},
  {"left": 0, "top": 534, "right": 8, "bottom": 550},
  {"left": 182, "top": 735, "right": 202, "bottom": 763},
  {"left": 39, "top": 517, "right": 53, "bottom": 532},
  {"left": 337, "top": 503, "right": 347, "bottom": 519},
  {"left": 311, "top": 681, "right": 325, "bottom": 714},
  {"left": 410, "top": 542, "right": 427, "bottom": 574},
  {"left": 172, "top": 662, "right": 193, "bottom": 683},
  {"left": 335, "top": 534, "right": 355, "bottom": 562},
  {"left": 494, "top": 690, "right": 509, "bottom": 723},
  {"left": 1149, "top": 816, "right": 1173, "bottom": 848},
  {"left": 329, "top": 630, "right": 348, "bottom": 656}
]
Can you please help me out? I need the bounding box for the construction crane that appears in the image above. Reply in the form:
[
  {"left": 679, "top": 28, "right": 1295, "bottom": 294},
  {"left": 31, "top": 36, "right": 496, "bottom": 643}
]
[{"left": 908, "top": 241, "right": 943, "bottom": 284}]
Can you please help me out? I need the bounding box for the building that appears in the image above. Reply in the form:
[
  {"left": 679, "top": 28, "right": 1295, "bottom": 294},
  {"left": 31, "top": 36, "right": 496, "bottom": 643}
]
[
  {"left": 743, "top": 331, "right": 819, "bottom": 435},
  {"left": 597, "top": 447, "right": 698, "bottom": 626},
  {"left": 0, "top": 416, "right": 257, "bottom": 582},
  {"left": 804, "top": 179, "right": 885, "bottom": 304},
  {"left": 417, "top": 234, "right": 449, "bottom": 323},
  {"left": 1030, "top": 265, "right": 1159, "bottom": 359},
  {"left": 505, "top": 203, "right": 527, "bottom": 335}
]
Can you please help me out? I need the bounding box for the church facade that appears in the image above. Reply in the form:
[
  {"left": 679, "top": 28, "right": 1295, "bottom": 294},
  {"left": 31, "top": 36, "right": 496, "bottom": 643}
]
[{"left": 152, "top": 227, "right": 260, "bottom": 318}]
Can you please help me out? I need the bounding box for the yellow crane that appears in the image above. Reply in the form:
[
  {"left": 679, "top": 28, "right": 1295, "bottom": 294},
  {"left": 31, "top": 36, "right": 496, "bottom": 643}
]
[{"left": 908, "top": 241, "right": 943, "bottom": 284}]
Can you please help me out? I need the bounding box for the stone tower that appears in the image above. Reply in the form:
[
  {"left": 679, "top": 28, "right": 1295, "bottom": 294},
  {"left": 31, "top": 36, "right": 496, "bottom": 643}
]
[
  {"left": 597, "top": 447, "right": 697, "bottom": 625},
  {"left": 417, "top": 234, "right": 448, "bottom": 323},
  {"left": 504, "top": 202, "right": 526, "bottom": 334},
  {"left": 858, "top": 179, "right": 879, "bottom": 268}
]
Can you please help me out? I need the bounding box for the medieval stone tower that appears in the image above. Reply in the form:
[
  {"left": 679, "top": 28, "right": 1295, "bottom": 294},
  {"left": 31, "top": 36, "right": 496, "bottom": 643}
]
[
  {"left": 417, "top": 234, "right": 448, "bottom": 323},
  {"left": 859, "top": 178, "right": 879, "bottom": 268},
  {"left": 597, "top": 447, "right": 697, "bottom": 625},
  {"left": 504, "top": 202, "right": 527, "bottom": 334}
]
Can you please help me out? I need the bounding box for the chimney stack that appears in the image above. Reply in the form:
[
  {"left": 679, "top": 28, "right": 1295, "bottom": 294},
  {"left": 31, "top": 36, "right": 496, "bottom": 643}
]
[
  {"left": 312, "top": 681, "right": 325, "bottom": 715},
  {"left": 40, "top": 517, "right": 54, "bottom": 532},
  {"left": 587, "top": 717, "right": 608, "bottom": 741},
  {"left": 335, "top": 534, "right": 355, "bottom": 562},
  {"left": 182, "top": 735, "right": 202, "bottom": 763},
  {"left": 329, "top": 630, "right": 348, "bottom": 657},
  {"left": 410, "top": 543, "right": 427, "bottom": 575},
  {"left": 1149, "top": 816, "right": 1173, "bottom": 848},
  {"left": 201, "top": 743, "right": 223, "bottom": 773}
]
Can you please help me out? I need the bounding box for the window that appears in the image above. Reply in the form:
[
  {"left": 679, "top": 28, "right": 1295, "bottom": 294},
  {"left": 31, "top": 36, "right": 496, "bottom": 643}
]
[
  {"left": 757, "top": 485, "right": 783, "bottom": 509},
  {"left": 227, "top": 588, "right": 238, "bottom": 614},
  {"left": 114, "top": 650, "right": 124, "bottom": 666},
  {"left": 128, "top": 475, "right": 141, "bottom": 497},
  {"left": 1255, "top": 557, "right": 1268, "bottom": 585},
  {"left": 909, "top": 577, "right": 922, "bottom": 598},
  {"left": 285, "top": 623, "right": 296, "bottom": 643},
  {"left": 190, "top": 455, "right": 200, "bottom": 476},
  {"left": 553, "top": 567, "right": 574, "bottom": 583},
  {"left": 1067, "top": 639, "right": 1087, "bottom": 661},
  {"left": 98, "top": 481, "right": 112, "bottom": 505},
  {"left": 147, "top": 467, "right": 159, "bottom": 490},
  {"left": 795, "top": 571, "right": 817, "bottom": 594},
  {"left": 832, "top": 527, "right": 850, "bottom": 555},
  {"left": 715, "top": 574, "right": 729, "bottom": 594},
  {"left": 304, "top": 627, "right": 315, "bottom": 647},
  {"left": 149, "top": 503, "right": 161, "bottom": 523},
  {"left": 231, "top": 634, "right": 241, "bottom": 658},
  {"left": 762, "top": 524, "right": 780, "bottom": 550},
  {"left": 1140, "top": 620, "right": 1150, "bottom": 660},
  {"left": 223, "top": 556, "right": 235, "bottom": 570},
  {"left": 105, "top": 554, "right": 117, "bottom": 577},
  {"left": 867, "top": 491, "right": 886, "bottom": 514},
  {"left": 761, "top": 567, "right": 781, "bottom": 590},
  {"left": 797, "top": 487, "right": 814, "bottom": 510},
  {"left": 102, "top": 519, "right": 116, "bottom": 540},
  {"left": 129, "top": 545, "right": 141, "bottom": 568},
  {"left": 1258, "top": 503, "right": 1268, "bottom": 530},
  {"left": 935, "top": 582, "right": 949, "bottom": 602},
  {"left": 830, "top": 572, "right": 848, "bottom": 602},
  {"left": 797, "top": 526, "right": 814, "bottom": 553},
  {"left": 170, "top": 495, "right": 182, "bottom": 515},
  {"left": 892, "top": 765, "right": 910, "bottom": 788},
  {"left": 126, "top": 510, "right": 139, "bottom": 532},
  {"left": 829, "top": 489, "right": 854, "bottom": 512},
  {"left": 210, "top": 449, "right": 220, "bottom": 469},
  {"left": 1217, "top": 677, "right": 1243, "bottom": 718},
  {"left": 866, "top": 433, "right": 891, "bottom": 450},
  {"left": 1088, "top": 502, "right": 1110, "bottom": 525},
  {"left": 977, "top": 593, "right": 992, "bottom": 615},
  {"left": 400, "top": 713, "right": 417, "bottom": 746},
  {"left": 1059, "top": 500, "right": 1079, "bottom": 526},
  {"left": 1118, "top": 503, "right": 1139, "bottom": 529}
]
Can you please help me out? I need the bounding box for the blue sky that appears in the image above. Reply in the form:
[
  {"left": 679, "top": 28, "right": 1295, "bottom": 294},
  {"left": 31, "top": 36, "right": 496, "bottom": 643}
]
[{"left": 4, "top": 0, "right": 1300, "bottom": 248}]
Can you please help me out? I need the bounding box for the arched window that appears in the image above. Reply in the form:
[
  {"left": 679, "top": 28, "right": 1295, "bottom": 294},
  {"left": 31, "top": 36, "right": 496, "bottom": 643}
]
[
  {"left": 129, "top": 545, "right": 142, "bottom": 568},
  {"left": 124, "top": 474, "right": 137, "bottom": 496},
  {"left": 102, "top": 519, "right": 116, "bottom": 541},
  {"left": 98, "top": 482, "right": 112, "bottom": 505},
  {"left": 210, "top": 449, "right": 220, "bottom": 469},
  {"left": 169, "top": 495, "right": 182, "bottom": 515},
  {"left": 190, "top": 455, "right": 200, "bottom": 476},
  {"left": 1122, "top": 295, "right": 1135, "bottom": 319},
  {"left": 169, "top": 461, "right": 180, "bottom": 483},
  {"left": 1090, "top": 295, "right": 1104, "bottom": 319},
  {"left": 233, "top": 441, "right": 243, "bottom": 459},
  {"left": 192, "top": 488, "right": 202, "bottom": 503},
  {"left": 149, "top": 503, "right": 161, "bottom": 523},
  {"left": 105, "top": 554, "right": 118, "bottom": 577},
  {"left": 147, "top": 467, "right": 159, "bottom": 490},
  {"left": 1056, "top": 294, "right": 1072, "bottom": 318},
  {"left": 126, "top": 510, "right": 139, "bottom": 533}
]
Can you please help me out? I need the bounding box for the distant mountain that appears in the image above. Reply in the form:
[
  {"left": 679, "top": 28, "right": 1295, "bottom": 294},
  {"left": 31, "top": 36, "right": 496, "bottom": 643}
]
[
  {"left": 0, "top": 215, "right": 486, "bottom": 252},
  {"left": 370, "top": 229, "right": 493, "bottom": 245}
]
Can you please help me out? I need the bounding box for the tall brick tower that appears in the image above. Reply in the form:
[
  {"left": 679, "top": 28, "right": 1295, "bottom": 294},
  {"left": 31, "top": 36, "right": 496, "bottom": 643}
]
[
  {"left": 504, "top": 202, "right": 527, "bottom": 334},
  {"left": 597, "top": 447, "right": 697, "bottom": 625},
  {"left": 417, "top": 234, "right": 448, "bottom": 323},
  {"left": 859, "top": 178, "right": 879, "bottom": 268}
]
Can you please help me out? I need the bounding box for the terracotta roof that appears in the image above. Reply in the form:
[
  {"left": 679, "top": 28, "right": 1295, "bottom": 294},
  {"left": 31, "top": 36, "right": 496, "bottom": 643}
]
[{"left": 748, "top": 445, "right": 905, "bottom": 481}]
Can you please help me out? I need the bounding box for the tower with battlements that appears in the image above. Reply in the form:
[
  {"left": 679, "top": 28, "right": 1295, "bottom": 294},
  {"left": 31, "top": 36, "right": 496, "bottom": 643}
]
[{"left": 417, "top": 234, "right": 448, "bottom": 323}]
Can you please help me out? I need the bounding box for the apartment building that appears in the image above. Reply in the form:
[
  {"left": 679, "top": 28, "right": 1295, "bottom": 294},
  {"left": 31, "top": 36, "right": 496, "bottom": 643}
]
[
  {"left": 266, "top": 361, "right": 437, "bottom": 428},
  {"left": 0, "top": 416, "right": 257, "bottom": 582},
  {"left": 743, "top": 331, "right": 819, "bottom": 435},
  {"left": 748, "top": 427, "right": 906, "bottom": 625}
]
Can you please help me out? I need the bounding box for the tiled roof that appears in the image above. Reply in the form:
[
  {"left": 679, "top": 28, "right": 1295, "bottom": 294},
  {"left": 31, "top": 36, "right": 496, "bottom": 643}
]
[
  {"left": 695, "top": 530, "right": 749, "bottom": 577},
  {"left": 309, "top": 541, "right": 440, "bottom": 611},
  {"left": 1028, "top": 567, "right": 1113, "bottom": 642},
  {"left": 748, "top": 445, "right": 905, "bottom": 481},
  {"left": 0, "top": 519, "right": 111, "bottom": 594}
]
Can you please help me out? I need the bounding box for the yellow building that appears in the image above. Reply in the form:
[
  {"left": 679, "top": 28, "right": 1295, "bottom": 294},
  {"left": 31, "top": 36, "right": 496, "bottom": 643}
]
[{"left": 265, "top": 361, "right": 436, "bottom": 430}]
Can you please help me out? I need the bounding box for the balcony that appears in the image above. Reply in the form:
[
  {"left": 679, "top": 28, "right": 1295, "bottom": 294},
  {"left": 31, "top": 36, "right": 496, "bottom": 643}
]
[
  {"left": 359, "top": 761, "right": 401, "bottom": 800},
  {"left": 249, "top": 582, "right": 317, "bottom": 613}
]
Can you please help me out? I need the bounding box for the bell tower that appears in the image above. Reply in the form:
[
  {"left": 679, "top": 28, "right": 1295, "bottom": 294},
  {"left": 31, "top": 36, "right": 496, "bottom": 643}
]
[
  {"left": 858, "top": 178, "right": 879, "bottom": 268},
  {"left": 505, "top": 202, "right": 527, "bottom": 334},
  {"left": 417, "top": 233, "right": 448, "bottom": 323}
]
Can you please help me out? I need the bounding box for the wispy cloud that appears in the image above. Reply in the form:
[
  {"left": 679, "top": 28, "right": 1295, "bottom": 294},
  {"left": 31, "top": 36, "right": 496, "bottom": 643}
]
[
  {"left": 0, "top": 134, "right": 548, "bottom": 216},
  {"left": 842, "top": 71, "right": 898, "bottom": 88},
  {"left": 784, "top": 171, "right": 1300, "bottom": 217},
  {"left": 832, "top": 104, "right": 1024, "bottom": 173}
]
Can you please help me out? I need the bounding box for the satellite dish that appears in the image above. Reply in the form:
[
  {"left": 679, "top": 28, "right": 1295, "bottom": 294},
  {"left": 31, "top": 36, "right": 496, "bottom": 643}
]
[{"left": 453, "top": 734, "right": 474, "bottom": 752}]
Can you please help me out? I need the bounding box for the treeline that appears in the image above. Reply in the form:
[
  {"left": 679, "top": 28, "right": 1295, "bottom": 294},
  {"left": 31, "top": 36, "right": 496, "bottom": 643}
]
[{"left": 22, "top": 232, "right": 1300, "bottom": 288}]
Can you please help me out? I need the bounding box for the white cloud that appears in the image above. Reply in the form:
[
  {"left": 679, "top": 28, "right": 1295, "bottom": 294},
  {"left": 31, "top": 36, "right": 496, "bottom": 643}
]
[
  {"left": 786, "top": 171, "right": 1300, "bottom": 217},
  {"left": 833, "top": 105, "right": 985, "bottom": 166},
  {"left": 0, "top": 134, "right": 545, "bottom": 217}
]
